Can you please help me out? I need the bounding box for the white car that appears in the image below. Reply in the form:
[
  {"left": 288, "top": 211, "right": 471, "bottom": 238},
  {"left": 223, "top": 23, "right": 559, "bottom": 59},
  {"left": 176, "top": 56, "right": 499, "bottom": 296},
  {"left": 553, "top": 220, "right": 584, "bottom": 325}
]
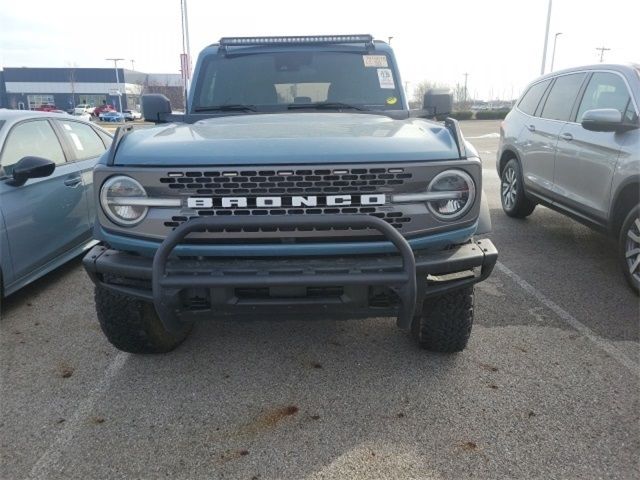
[
  {"left": 123, "top": 110, "right": 142, "bottom": 121},
  {"left": 73, "top": 104, "right": 95, "bottom": 115},
  {"left": 72, "top": 112, "right": 92, "bottom": 122}
]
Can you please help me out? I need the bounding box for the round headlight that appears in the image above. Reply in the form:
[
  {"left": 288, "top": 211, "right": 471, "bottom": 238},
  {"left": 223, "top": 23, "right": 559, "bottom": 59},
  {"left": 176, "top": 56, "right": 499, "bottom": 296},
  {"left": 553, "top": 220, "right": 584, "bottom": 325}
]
[
  {"left": 100, "top": 176, "right": 148, "bottom": 226},
  {"left": 427, "top": 170, "right": 476, "bottom": 220}
]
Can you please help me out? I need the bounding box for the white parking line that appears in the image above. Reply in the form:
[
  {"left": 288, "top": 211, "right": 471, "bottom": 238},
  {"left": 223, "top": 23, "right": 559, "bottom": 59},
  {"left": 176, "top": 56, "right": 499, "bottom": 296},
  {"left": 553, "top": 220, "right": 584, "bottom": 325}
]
[
  {"left": 27, "top": 352, "right": 129, "bottom": 480},
  {"left": 497, "top": 261, "right": 640, "bottom": 376}
]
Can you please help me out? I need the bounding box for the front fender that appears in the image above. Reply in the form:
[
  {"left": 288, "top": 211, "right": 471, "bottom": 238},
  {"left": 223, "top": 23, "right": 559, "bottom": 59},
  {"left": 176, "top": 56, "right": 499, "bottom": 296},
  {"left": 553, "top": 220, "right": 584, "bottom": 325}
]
[{"left": 475, "top": 190, "right": 492, "bottom": 235}]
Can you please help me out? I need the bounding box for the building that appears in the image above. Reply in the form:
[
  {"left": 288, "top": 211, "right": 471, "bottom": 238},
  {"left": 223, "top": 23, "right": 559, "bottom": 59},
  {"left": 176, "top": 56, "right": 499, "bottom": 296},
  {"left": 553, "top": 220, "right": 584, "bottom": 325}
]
[{"left": 0, "top": 67, "right": 183, "bottom": 111}]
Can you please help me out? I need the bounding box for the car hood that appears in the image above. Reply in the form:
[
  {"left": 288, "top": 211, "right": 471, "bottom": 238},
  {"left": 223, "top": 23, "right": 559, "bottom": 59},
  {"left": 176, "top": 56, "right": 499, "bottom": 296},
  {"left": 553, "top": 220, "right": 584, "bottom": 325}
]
[{"left": 114, "top": 113, "right": 461, "bottom": 166}]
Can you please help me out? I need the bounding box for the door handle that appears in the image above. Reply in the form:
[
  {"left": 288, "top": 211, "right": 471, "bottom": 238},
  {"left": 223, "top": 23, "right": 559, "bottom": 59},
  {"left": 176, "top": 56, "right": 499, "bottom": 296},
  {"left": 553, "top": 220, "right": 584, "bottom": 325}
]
[
  {"left": 526, "top": 124, "right": 536, "bottom": 132},
  {"left": 560, "top": 132, "right": 573, "bottom": 141},
  {"left": 64, "top": 176, "right": 82, "bottom": 187}
]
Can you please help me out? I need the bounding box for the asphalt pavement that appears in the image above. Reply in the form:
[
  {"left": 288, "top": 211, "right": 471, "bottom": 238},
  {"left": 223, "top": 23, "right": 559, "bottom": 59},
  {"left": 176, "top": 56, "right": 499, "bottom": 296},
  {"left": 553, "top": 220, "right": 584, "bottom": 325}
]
[{"left": 1, "top": 120, "right": 638, "bottom": 480}]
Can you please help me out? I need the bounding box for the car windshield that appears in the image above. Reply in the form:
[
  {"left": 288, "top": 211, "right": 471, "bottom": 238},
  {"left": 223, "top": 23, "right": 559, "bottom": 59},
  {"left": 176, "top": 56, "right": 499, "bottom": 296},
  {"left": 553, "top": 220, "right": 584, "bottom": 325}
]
[{"left": 193, "top": 50, "right": 402, "bottom": 112}]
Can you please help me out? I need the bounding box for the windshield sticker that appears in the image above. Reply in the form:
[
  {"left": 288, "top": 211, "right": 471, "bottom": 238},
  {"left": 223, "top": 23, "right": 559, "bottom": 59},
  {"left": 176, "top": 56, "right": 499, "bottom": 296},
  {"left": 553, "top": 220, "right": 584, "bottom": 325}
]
[
  {"left": 386, "top": 96, "right": 398, "bottom": 105},
  {"left": 377, "top": 68, "right": 395, "bottom": 89},
  {"left": 363, "top": 55, "right": 388, "bottom": 68}
]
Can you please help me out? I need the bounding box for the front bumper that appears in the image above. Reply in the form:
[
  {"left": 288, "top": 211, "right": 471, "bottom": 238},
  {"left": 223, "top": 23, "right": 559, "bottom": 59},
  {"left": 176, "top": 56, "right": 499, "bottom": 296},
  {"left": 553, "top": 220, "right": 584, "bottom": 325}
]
[{"left": 84, "top": 215, "right": 497, "bottom": 333}]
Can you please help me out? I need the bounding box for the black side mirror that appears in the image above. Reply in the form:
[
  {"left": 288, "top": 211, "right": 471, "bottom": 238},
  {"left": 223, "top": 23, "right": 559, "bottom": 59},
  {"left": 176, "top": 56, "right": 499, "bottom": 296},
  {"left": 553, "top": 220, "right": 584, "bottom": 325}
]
[
  {"left": 8, "top": 156, "right": 56, "bottom": 186},
  {"left": 423, "top": 89, "right": 453, "bottom": 117},
  {"left": 142, "top": 94, "right": 172, "bottom": 123}
]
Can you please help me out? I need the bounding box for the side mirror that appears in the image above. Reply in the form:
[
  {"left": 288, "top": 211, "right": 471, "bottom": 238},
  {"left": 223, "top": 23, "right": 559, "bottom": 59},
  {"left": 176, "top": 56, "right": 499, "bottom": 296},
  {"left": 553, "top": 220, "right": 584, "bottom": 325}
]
[
  {"left": 581, "top": 108, "right": 638, "bottom": 133},
  {"left": 423, "top": 89, "right": 453, "bottom": 117},
  {"left": 8, "top": 156, "right": 56, "bottom": 186},
  {"left": 142, "top": 94, "right": 172, "bottom": 123}
]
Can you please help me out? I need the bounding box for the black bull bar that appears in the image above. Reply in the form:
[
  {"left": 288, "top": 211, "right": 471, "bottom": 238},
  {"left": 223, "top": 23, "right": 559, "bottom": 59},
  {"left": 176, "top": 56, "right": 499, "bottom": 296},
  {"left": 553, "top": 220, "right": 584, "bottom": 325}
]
[{"left": 152, "top": 215, "right": 417, "bottom": 332}]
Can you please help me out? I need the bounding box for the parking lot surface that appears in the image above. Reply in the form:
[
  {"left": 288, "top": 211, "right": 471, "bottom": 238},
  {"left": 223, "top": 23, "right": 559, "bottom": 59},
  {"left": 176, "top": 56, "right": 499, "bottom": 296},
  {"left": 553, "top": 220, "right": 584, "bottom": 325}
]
[{"left": 1, "top": 120, "right": 638, "bottom": 480}]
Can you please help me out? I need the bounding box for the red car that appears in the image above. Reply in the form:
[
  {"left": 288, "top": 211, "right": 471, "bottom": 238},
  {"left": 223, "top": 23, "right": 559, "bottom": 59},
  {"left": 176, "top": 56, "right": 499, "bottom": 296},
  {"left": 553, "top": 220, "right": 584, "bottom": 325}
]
[
  {"left": 93, "top": 104, "right": 116, "bottom": 118},
  {"left": 34, "top": 104, "right": 58, "bottom": 112}
]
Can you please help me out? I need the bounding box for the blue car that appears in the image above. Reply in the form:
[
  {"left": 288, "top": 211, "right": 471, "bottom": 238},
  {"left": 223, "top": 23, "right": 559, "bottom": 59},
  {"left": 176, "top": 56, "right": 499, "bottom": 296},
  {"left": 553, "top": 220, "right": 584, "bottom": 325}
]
[
  {"left": 99, "top": 111, "right": 125, "bottom": 122},
  {"left": 0, "top": 110, "right": 112, "bottom": 310}
]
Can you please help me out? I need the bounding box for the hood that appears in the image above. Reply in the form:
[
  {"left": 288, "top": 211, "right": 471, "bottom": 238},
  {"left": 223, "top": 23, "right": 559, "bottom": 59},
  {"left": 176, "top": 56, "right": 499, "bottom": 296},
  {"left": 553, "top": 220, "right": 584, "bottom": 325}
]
[{"left": 114, "top": 113, "right": 461, "bottom": 166}]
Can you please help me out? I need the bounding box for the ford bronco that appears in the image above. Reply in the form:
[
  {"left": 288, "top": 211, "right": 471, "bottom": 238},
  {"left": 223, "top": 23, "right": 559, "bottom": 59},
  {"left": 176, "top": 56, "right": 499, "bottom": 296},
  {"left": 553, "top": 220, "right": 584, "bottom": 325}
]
[{"left": 83, "top": 35, "right": 498, "bottom": 354}]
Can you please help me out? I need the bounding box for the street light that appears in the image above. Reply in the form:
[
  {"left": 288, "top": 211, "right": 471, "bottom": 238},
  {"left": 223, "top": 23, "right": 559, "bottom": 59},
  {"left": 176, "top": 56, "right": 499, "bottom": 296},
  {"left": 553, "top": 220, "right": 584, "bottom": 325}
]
[
  {"left": 387, "top": 36, "right": 393, "bottom": 45},
  {"left": 550, "top": 32, "right": 563, "bottom": 72},
  {"left": 105, "top": 58, "right": 124, "bottom": 115}
]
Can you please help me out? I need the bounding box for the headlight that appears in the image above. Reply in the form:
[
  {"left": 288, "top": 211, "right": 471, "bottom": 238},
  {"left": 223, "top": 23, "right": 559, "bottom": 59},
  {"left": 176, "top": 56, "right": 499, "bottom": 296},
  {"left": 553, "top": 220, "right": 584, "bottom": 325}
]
[
  {"left": 426, "top": 169, "right": 476, "bottom": 220},
  {"left": 100, "top": 176, "right": 148, "bottom": 226}
]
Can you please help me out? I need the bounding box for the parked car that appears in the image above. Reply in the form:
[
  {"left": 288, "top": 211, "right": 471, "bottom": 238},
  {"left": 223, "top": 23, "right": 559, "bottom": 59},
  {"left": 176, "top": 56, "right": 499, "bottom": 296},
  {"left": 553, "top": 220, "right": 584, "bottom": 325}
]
[
  {"left": 93, "top": 104, "right": 115, "bottom": 118},
  {"left": 0, "top": 110, "right": 112, "bottom": 311},
  {"left": 99, "top": 111, "right": 125, "bottom": 122},
  {"left": 74, "top": 104, "right": 95, "bottom": 115},
  {"left": 83, "top": 34, "right": 497, "bottom": 354},
  {"left": 123, "top": 110, "right": 142, "bottom": 121},
  {"left": 34, "top": 104, "right": 58, "bottom": 112},
  {"left": 498, "top": 64, "right": 640, "bottom": 293},
  {"left": 71, "top": 112, "right": 92, "bottom": 122}
]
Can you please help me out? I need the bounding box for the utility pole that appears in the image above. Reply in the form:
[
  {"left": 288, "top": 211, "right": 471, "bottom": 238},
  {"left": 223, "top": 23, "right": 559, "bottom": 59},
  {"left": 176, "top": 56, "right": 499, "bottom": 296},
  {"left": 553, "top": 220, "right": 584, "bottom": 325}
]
[
  {"left": 463, "top": 73, "right": 469, "bottom": 104},
  {"left": 540, "top": 0, "right": 553, "bottom": 74},
  {"left": 387, "top": 36, "right": 393, "bottom": 45},
  {"left": 130, "top": 59, "right": 136, "bottom": 71},
  {"left": 106, "top": 58, "right": 124, "bottom": 114},
  {"left": 596, "top": 46, "right": 611, "bottom": 63},
  {"left": 180, "top": 0, "right": 192, "bottom": 112},
  {"left": 550, "top": 32, "right": 562, "bottom": 71}
]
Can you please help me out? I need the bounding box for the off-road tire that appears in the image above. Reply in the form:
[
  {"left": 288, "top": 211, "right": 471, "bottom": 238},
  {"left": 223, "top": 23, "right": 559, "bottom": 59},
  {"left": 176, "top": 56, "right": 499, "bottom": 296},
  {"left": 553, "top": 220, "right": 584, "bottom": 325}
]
[
  {"left": 95, "top": 285, "right": 192, "bottom": 353},
  {"left": 501, "top": 159, "right": 536, "bottom": 218},
  {"left": 619, "top": 205, "right": 640, "bottom": 295},
  {"left": 411, "top": 286, "right": 474, "bottom": 353}
]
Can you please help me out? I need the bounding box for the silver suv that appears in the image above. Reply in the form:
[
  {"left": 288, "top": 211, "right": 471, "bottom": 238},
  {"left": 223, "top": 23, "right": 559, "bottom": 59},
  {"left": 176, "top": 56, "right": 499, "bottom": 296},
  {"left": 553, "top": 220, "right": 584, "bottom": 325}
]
[{"left": 498, "top": 64, "right": 640, "bottom": 293}]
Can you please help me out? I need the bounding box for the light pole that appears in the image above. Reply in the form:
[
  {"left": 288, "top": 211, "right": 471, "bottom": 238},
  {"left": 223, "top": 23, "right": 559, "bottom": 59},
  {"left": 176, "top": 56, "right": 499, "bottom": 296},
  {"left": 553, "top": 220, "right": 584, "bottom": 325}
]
[
  {"left": 540, "top": 0, "right": 553, "bottom": 74},
  {"left": 105, "top": 58, "right": 124, "bottom": 115},
  {"left": 130, "top": 59, "right": 136, "bottom": 71},
  {"left": 550, "top": 32, "right": 562, "bottom": 72},
  {"left": 387, "top": 36, "right": 393, "bottom": 45}
]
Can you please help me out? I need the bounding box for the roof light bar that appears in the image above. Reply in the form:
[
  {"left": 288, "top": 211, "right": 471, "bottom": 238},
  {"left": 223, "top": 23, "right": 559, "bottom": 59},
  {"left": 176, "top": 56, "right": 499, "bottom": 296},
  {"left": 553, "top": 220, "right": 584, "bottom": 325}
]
[{"left": 219, "top": 35, "right": 374, "bottom": 47}]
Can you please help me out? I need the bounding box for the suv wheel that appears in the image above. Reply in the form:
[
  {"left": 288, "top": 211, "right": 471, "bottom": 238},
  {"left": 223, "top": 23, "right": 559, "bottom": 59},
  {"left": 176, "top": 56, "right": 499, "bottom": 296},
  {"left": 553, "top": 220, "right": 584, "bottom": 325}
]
[
  {"left": 95, "top": 285, "right": 193, "bottom": 353},
  {"left": 411, "top": 286, "right": 474, "bottom": 353},
  {"left": 620, "top": 205, "right": 640, "bottom": 294},
  {"left": 501, "top": 159, "right": 536, "bottom": 218}
]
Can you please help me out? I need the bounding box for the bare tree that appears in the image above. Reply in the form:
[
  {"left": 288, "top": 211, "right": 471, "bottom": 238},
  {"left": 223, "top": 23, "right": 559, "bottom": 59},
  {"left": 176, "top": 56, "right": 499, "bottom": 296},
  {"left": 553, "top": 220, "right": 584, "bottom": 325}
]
[{"left": 145, "top": 80, "right": 184, "bottom": 109}]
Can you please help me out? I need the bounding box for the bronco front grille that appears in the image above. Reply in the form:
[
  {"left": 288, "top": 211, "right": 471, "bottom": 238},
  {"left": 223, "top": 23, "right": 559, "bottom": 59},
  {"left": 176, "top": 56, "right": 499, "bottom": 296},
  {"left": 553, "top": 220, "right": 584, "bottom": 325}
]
[{"left": 160, "top": 167, "right": 413, "bottom": 195}]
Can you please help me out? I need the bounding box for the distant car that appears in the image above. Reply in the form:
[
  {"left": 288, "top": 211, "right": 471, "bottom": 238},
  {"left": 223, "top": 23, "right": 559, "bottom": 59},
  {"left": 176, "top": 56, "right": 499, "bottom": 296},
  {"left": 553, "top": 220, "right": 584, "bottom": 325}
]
[
  {"left": 498, "top": 64, "right": 640, "bottom": 293},
  {"left": 74, "top": 104, "right": 95, "bottom": 115},
  {"left": 34, "top": 104, "right": 57, "bottom": 112},
  {"left": 93, "top": 104, "right": 115, "bottom": 118},
  {"left": 0, "top": 110, "right": 112, "bottom": 309},
  {"left": 99, "top": 111, "right": 125, "bottom": 122},
  {"left": 123, "top": 110, "right": 142, "bottom": 121},
  {"left": 71, "top": 112, "right": 92, "bottom": 122}
]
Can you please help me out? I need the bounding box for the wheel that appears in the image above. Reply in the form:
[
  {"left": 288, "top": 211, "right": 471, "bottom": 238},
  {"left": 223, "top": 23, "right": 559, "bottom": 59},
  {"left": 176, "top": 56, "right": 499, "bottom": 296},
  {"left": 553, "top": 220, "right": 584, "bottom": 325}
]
[
  {"left": 411, "top": 286, "right": 474, "bottom": 353},
  {"left": 94, "top": 285, "right": 193, "bottom": 353},
  {"left": 500, "top": 158, "right": 536, "bottom": 218},
  {"left": 619, "top": 205, "right": 640, "bottom": 294}
]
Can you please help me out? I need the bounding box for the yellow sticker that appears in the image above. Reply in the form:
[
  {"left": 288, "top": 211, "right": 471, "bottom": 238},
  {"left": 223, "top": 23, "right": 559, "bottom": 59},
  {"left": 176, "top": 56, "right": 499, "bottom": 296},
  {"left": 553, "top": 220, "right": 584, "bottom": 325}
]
[{"left": 386, "top": 96, "right": 398, "bottom": 105}]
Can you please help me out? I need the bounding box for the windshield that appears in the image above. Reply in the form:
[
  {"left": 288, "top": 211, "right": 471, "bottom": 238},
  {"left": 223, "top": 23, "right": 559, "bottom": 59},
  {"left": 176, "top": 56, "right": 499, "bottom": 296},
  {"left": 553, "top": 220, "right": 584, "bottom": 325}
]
[{"left": 193, "top": 50, "right": 402, "bottom": 111}]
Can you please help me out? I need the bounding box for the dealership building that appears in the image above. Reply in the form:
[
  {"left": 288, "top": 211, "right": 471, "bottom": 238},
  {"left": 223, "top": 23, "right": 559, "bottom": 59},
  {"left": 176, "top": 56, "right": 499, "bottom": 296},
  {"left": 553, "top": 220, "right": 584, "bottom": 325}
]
[{"left": 0, "top": 67, "right": 183, "bottom": 111}]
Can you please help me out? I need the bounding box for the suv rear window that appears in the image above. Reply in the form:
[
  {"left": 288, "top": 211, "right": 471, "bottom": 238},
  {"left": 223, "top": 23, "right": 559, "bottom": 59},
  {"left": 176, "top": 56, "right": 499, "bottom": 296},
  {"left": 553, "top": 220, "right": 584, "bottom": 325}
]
[
  {"left": 517, "top": 80, "right": 551, "bottom": 116},
  {"left": 540, "top": 73, "right": 587, "bottom": 121},
  {"left": 194, "top": 51, "right": 402, "bottom": 111}
]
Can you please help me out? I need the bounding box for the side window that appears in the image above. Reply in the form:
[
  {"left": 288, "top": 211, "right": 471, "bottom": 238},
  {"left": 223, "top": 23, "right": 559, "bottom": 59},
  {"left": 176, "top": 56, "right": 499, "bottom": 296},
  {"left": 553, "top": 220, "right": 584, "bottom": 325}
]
[
  {"left": 540, "top": 73, "right": 587, "bottom": 121},
  {"left": 576, "top": 72, "right": 633, "bottom": 122},
  {"left": 57, "top": 120, "right": 107, "bottom": 161},
  {"left": 94, "top": 128, "right": 113, "bottom": 148},
  {"left": 517, "top": 80, "right": 551, "bottom": 116},
  {"left": 0, "top": 120, "right": 66, "bottom": 176}
]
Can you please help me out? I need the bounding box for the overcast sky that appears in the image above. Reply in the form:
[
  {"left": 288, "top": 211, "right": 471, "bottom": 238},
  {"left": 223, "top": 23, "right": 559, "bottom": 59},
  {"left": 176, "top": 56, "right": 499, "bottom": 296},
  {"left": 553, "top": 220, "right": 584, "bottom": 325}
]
[{"left": 1, "top": 0, "right": 637, "bottom": 101}]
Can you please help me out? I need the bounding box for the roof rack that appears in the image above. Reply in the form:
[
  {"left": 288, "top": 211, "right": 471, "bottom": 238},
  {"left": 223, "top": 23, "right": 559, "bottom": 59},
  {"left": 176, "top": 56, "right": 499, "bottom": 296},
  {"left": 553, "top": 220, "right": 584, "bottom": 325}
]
[{"left": 218, "top": 35, "right": 374, "bottom": 50}]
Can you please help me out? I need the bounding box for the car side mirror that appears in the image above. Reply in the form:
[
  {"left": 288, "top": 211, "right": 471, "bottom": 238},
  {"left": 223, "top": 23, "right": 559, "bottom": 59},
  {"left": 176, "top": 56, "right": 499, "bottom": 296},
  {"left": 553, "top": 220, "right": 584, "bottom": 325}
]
[
  {"left": 142, "top": 94, "right": 172, "bottom": 123},
  {"left": 581, "top": 108, "right": 638, "bottom": 133},
  {"left": 8, "top": 156, "right": 56, "bottom": 186},
  {"left": 423, "top": 89, "right": 453, "bottom": 117}
]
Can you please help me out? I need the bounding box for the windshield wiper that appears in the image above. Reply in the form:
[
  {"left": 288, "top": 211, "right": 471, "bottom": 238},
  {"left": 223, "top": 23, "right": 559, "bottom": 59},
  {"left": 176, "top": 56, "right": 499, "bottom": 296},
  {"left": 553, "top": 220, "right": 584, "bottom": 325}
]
[
  {"left": 194, "top": 104, "right": 258, "bottom": 112},
  {"left": 287, "top": 102, "right": 366, "bottom": 111}
]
